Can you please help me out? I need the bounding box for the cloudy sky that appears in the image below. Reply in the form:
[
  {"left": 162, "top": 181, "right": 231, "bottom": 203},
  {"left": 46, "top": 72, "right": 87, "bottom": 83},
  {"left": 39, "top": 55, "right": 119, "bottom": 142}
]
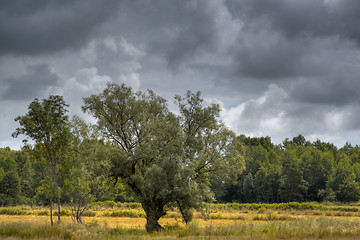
[{"left": 2, "top": 0, "right": 360, "bottom": 149}]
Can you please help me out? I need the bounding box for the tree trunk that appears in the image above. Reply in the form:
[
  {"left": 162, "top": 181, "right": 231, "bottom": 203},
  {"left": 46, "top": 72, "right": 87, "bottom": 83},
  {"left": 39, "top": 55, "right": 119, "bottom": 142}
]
[
  {"left": 49, "top": 169, "right": 54, "bottom": 226},
  {"left": 145, "top": 213, "right": 163, "bottom": 233},
  {"left": 142, "top": 202, "right": 165, "bottom": 233},
  {"left": 76, "top": 203, "right": 83, "bottom": 224},
  {"left": 54, "top": 175, "right": 61, "bottom": 224},
  {"left": 50, "top": 196, "right": 53, "bottom": 226}
]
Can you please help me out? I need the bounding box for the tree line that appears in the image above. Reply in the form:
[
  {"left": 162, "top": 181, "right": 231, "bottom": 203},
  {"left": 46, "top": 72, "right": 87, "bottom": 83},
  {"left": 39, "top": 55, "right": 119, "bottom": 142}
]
[
  {"left": 1, "top": 83, "right": 360, "bottom": 232},
  {"left": 214, "top": 135, "right": 360, "bottom": 204}
]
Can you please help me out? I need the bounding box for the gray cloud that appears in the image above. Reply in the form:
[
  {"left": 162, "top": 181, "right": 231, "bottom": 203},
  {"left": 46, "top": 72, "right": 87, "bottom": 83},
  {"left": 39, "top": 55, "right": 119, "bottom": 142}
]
[
  {"left": 166, "top": 0, "right": 241, "bottom": 71},
  {"left": 2, "top": 0, "right": 360, "bottom": 148},
  {"left": 0, "top": 0, "right": 120, "bottom": 55},
  {"left": 233, "top": 30, "right": 306, "bottom": 79},
  {"left": 222, "top": 84, "right": 360, "bottom": 146},
  {"left": 1, "top": 63, "right": 60, "bottom": 100},
  {"left": 290, "top": 77, "right": 360, "bottom": 107},
  {"left": 233, "top": 0, "right": 360, "bottom": 43},
  {"left": 82, "top": 36, "right": 145, "bottom": 83},
  {"left": 227, "top": 0, "right": 360, "bottom": 82}
]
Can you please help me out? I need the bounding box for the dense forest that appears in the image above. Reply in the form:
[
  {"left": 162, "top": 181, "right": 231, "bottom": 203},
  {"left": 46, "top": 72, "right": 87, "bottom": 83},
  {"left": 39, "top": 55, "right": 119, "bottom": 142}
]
[
  {"left": 2, "top": 134, "right": 360, "bottom": 207},
  {"left": 2, "top": 83, "right": 360, "bottom": 231}
]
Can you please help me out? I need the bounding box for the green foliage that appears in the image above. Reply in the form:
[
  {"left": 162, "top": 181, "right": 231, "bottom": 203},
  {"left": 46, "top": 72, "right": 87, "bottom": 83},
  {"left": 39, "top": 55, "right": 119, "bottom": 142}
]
[
  {"left": 33, "top": 178, "right": 61, "bottom": 205},
  {"left": 103, "top": 210, "right": 144, "bottom": 218},
  {"left": 216, "top": 135, "right": 359, "bottom": 204},
  {"left": 0, "top": 208, "right": 29, "bottom": 215},
  {"left": 242, "top": 172, "right": 255, "bottom": 202},
  {"left": 0, "top": 172, "right": 22, "bottom": 206},
  {"left": 300, "top": 148, "right": 334, "bottom": 201},
  {"left": 280, "top": 149, "right": 308, "bottom": 202},
  {"left": 62, "top": 115, "right": 122, "bottom": 223},
  {"left": 13, "top": 95, "right": 73, "bottom": 225},
  {"left": 205, "top": 202, "right": 360, "bottom": 213},
  {"left": 12, "top": 96, "right": 72, "bottom": 163},
  {"left": 329, "top": 156, "right": 360, "bottom": 202},
  {"left": 82, "top": 83, "right": 242, "bottom": 232},
  {"left": 0, "top": 148, "right": 22, "bottom": 206}
]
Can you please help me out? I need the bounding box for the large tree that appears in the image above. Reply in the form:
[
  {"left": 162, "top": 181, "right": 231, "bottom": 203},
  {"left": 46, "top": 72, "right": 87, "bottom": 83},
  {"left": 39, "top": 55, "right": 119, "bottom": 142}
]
[
  {"left": 13, "top": 95, "right": 72, "bottom": 225},
  {"left": 82, "top": 83, "right": 242, "bottom": 232}
]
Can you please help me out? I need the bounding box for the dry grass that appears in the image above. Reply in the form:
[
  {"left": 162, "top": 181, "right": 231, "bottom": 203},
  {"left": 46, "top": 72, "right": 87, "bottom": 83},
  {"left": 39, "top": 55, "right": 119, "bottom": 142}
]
[{"left": 2, "top": 203, "right": 360, "bottom": 239}]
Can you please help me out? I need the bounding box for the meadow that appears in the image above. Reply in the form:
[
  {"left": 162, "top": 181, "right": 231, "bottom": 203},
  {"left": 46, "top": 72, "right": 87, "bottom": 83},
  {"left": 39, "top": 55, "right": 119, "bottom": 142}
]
[{"left": 2, "top": 202, "right": 360, "bottom": 239}]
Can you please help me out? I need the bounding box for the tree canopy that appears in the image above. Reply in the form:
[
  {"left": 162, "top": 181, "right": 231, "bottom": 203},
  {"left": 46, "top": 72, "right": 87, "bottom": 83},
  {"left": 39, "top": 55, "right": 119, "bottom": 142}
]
[{"left": 82, "top": 83, "right": 242, "bottom": 232}]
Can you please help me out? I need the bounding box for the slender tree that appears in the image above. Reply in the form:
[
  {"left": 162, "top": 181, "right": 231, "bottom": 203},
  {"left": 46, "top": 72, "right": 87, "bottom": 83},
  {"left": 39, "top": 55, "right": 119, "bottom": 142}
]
[{"left": 13, "top": 95, "right": 72, "bottom": 225}]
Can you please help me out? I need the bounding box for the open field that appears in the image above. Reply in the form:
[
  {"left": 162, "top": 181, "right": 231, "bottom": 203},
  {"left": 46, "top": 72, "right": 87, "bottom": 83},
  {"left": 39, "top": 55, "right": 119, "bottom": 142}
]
[{"left": 2, "top": 202, "right": 360, "bottom": 239}]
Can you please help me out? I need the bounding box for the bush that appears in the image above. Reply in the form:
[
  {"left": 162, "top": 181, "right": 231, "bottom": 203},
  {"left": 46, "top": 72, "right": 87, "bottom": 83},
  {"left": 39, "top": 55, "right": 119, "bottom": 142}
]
[
  {"left": 82, "top": 210, "right": 96, "bottom": 217},
  {"left": 0, "top": 208, "right": 29, "bottom": 215},
  {"left": 257, "top": 206, "right": 267, "bottom": 213},
  {"left": 53, "top": 209, "right": 72, "bottom": 216},
  {"left": 103, "top": 210, "right": 143, "bottom": 218},
  {"left": 253, "top": 211, "right": 294, "bottom": 221},
  {"left": 37, "top": 210, "right": 49, "bottom": 216}
]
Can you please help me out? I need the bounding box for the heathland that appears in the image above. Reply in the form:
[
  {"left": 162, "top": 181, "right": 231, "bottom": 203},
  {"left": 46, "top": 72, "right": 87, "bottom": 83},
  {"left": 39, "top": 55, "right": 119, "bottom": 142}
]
[{"left": 2, "top": 202, "right": 360, "bottom": 239}]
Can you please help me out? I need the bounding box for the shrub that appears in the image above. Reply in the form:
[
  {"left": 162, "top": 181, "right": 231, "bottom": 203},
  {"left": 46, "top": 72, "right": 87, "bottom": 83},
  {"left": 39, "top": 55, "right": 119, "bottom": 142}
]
[
  {"left": 211, "top": 212, "right": 222, "bottom": 219},
  {"left": 103, "top": 210, "right": 143, "bottom": 218},
  {"left": 60, "top": 209, "right": 71, "bottom": 216},
  {"left": 37, "top": 210, "right": 49, "bottom": 216},
  {"left": 257, "top": 206, "right": 267, "bottom": 213},
  {"left": 0, "top": 208, "right": 29, "bottom": 215},
  {"left": 82, "top": 211, "right": 96, "bottom": 217}
]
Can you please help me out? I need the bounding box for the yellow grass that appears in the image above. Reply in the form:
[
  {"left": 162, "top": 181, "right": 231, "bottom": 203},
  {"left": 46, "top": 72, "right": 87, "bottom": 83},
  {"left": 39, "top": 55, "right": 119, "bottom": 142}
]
[
  {"left": 3, "top": 203, "right": 360, "bottom": 239},
  {"left": 0, "top": 215, "right": 245, "bottom": 228}
]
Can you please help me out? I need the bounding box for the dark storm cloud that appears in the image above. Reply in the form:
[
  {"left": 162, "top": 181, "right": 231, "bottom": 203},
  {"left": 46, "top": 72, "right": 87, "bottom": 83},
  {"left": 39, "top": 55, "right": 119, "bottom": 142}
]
[
  {"left": 166, "top": 2, "right": 217, "bottom": 70},
  {"left": 233, "top": 32, "right": 306, "bottom": 79},
  {"left": 290, "top": 76, "right": 360, "bottom": 106},
  {"left": 234, "top": 0, "right": 360, "bottom": 42},
  {"left": 166, "top": 0, "right": 240, "bottom": 71},
  {"left": 227, "top": 0, "right": 360, "bottom": 81},
  {"left": 2, "top": 0, "right": 360, "bottom": 148},
  {"left": 0, "top": 0, "right": 120, "bottom": 55},
  {"left": 1, "top": 63, "right": 60, "bottom": 100}
]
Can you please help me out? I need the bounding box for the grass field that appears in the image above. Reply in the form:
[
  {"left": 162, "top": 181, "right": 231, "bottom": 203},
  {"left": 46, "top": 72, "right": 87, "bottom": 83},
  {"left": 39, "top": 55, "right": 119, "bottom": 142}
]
[{"left": 2, "top": 202, "right": 360, "bottom": 239}]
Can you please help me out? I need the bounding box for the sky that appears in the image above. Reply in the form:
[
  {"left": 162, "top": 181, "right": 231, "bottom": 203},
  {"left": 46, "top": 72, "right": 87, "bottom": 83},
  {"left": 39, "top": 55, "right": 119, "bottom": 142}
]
[{"left": 1, "top": 0, "right": 360, "bottom": 149}]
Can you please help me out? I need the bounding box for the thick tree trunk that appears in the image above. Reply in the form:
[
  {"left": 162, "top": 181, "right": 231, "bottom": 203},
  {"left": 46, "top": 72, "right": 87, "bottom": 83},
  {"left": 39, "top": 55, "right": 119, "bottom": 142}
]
[
  {"left": 142, "top": 202, "right": 165, "bottom": 233},
  {"left": 145, "top": 213, "right": 163, "bottom": 233}
]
